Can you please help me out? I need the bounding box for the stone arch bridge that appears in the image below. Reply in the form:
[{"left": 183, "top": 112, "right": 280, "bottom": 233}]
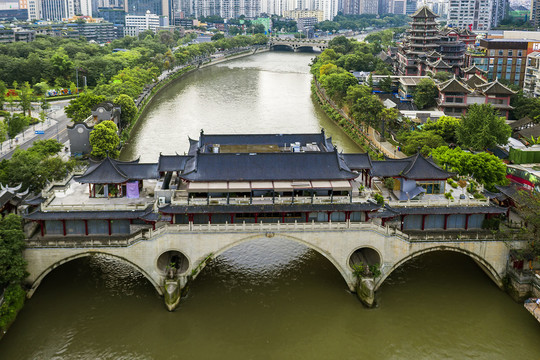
[
  {"left": 268, "top": 38, "right": 328, "bottom": 52},
  {"left": 24, "top": 222, "right": 517, "bottom": 308}
]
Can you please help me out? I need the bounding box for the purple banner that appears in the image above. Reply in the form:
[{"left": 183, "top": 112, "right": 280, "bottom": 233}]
[{"left": 126, "top": 181, "right": 139, "bottom": 198}]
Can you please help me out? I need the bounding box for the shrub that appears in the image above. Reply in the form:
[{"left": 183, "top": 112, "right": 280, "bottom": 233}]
[
  {"left": 482, "top": 217, "right": 500, "bottom": 230},
  {"left": 0, "top": 284, "right": 25, "bottom": 331},
  {"left": 444, "top": 192, "right": 454, "bottom": 199},
  {"left": 374, "top": 193, "right": 384, "bottom": 204},
  {"left": 384, "top": 177, "right": 395, "bottom": 189}
]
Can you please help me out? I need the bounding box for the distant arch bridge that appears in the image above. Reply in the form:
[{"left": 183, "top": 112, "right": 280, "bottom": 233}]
[{"left": 268, "top": 38, "right": 328, "bottom": 52}]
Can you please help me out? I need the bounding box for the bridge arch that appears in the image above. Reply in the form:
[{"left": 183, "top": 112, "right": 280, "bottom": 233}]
[
  {"left": 27, "top": 251, "right": 163, "bottom": 298},
  {"left": 194, "top": 232, "right": 354, "bottom": 289},
  {"left": 270, "top": 44, "right": 295, "bottom": 52},
  {"left": 156, "top": 249, "right": 190, "bottom": 276},
  {"left": 375, "top": 246, "right": 503, "bottom": 291},
  {"left": 348, "top": 246, "right": 383, "bottom": 269}
]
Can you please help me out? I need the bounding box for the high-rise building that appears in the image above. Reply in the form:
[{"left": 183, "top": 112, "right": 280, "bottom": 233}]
[
  {"left": 388, "top": 0, "right": 406, "bottom": 14},
  {"left": 531, "top": 0, "right": 540, "bottom": 28},
  {"left": 40, "top": 0, "right": 76, "bottom": 20},
  {"left": 359, "top": 0, "right": 377, "bottom": 14},
  {"left": 447, "top": 0, "right": 507, "bottom": 31},
  {"left": 124, "top": 9, "right": 160, "bottom": 35}
]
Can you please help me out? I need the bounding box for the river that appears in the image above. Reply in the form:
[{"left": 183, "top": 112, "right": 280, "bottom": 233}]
[{"left": 1, "top": 52, "right": 539, "bottom": 359}]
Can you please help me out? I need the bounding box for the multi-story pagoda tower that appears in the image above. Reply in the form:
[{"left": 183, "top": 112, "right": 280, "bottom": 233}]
[{"left": 397, "top": 6, "right": 440, "bottom": 76}]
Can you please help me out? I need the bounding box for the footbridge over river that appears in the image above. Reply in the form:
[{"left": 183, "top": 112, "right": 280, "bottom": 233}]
[
  {"left": 268, "top": 38, "right": 328, "bottom": 52},
  {"left": 24, "top": 221, "right": 520, "bottom": 308}
]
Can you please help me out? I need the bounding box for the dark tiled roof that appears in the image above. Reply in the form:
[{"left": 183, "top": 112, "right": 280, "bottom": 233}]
[
  {"left": 75, "top": 157, "right": 158, "bottom": 184},
  {"left": 411, "top": 6, "right": 438, "bottom": 18},
  {"left": 342, "top": 153, "right": 372, "bottom": 170},
  {"left": 180, "top": 151, "right": 357, "bottom": 182},
  {"left": 464, "top": 74, "right": 487, "bottom": 89},
  {"left": 159, "top": 202, "right": 381, "bottom": 214},
  {"left": 22, "top": 195, "right": 46, "bottom": 206},
  {"left": 400, "top": 153, "right": 454, "bottom": 180},
  {"left": 371, "top": 160, "right": 409, "bottom": 177},
  {"left": 371, "top": 153, "right": 453, "bottom": 180},
  {"left": 158, "top": 155, "right": 192, "bottom": 172},
  {"left": 428, "top": 59, "right": 451, "bottom": 69},
  {"left": 91, "top": 101, "right": 115, "bottom": 112},
  {"left": 494, "top": 185, "right": 519, "bottom": 200},
  {"left": 438, "top": 77, "right": 472, "bottom": 93},
  {"left": 24, "top": 205, "right": 154, "bottom": 220},
  {"left": 476, "top": 79, "right": 516, "bottom": 95},
  {"left": 510, "top": 116, "right": 534, "bottom": 130},
  {"left": 463, "top": 65, "right": 486, "bottom": 74},
  {"left": 517, "top": 124, "right": 540, "bottom": 138}
]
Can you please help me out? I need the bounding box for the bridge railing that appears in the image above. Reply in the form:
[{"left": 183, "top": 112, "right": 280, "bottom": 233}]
[
  {"left": 388, "top": 197, "right": 490, "bottom": 207},
  {"left": 26, "top": 221, "right": 507, "bottom": 248}
]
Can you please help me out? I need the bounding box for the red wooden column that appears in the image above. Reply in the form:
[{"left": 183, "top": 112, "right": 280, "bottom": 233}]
[
  {"left": 421, "top": 215, "right": 426, "bottom": 230},
  {"left": 108, "top": 219, "right": 112, "bottom": 235},
  {"left": 305, "top": 212, "right": 310, "bottom": 223},
  {"left": 208, "top": 214, "right": 212, "bottom": 224},
  {"left": 230, "top": 214, "right": 234, "bottom": 224},
  {"left": 465, "top": 214, "right": 470, "bottom": 230},
  {"left": 327, "top": 212, "right": 332, "bottom": 222},
  {"left": 40, "top": 220, "right": 45, "bottom": 236},
  {"left": 254, "top": 213, "right": 258, "bottom": 223},
  {"left": 444, "top": 214, "right": 448, "bottom": 230},
  {"left": 62, "top": 219, "right": 66, "bottom": 236},
  {"left": 281, "top": 213, "right": 285, "bottom": 223},
  {"left": 84, "top": 219, "right": 88, "bottom": 235},
  {"left": 365, "top": 211, "right": 370, "bottom": 222}
]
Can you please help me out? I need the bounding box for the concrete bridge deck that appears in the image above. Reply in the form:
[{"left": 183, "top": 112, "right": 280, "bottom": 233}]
[{"left": 268, "top": 38, "right": 328, "bottom": 52}]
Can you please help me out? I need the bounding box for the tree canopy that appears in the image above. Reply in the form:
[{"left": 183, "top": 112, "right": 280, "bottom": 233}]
[
  {"left": 413, "top": 78, "right": 438, "bottom": 110},
  {"left": 456, "top": 104, "right": 511, "bottom": 150},
  {"left": 65, "top": 91, "right": 105, "bottom": 122},
  {"left": 90, "top": 120, "right": 120, "bottom": 159},
  {"left": 431, "top": 146, "right": 508, "bottom": 191}
]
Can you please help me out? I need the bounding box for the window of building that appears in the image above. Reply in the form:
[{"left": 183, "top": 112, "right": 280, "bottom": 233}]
[
  {"left": 490, "top": 50, "right": 495, "bottom": 56},
  {"left": 518, "top": 50, "right": 523, "bottom": 57},
  {"left": 498, "top": 50, "right": 503, "bottom": 56},
  {"left": 508, "top": 50, "right": 513, "bottom": 56}
]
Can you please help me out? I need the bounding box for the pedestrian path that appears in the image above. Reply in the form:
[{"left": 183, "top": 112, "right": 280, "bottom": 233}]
[{"left": 0, "top": 118, "right": 58, "bottom": 156}]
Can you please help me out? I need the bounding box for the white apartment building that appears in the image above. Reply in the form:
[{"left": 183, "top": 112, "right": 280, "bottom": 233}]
[
  {"left": 283, "top": 9, "right": 324, "bottom": 22},
  {"left": 447, "top": 0, "right": 507, "bottom": 31},
  {"left": 124, "top": 10, "right": 160, "bottom": 36},
  {"left": 524, "top": 51, "right": 540, "bottom": 98},
  {"left": 27, "top": 0, "right": 93, "bottom": 20},
  {"left": 359, "top": 0, "right": 378, "bottom": 14}
]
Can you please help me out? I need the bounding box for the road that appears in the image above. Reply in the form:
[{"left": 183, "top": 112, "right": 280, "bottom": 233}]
[{"left": 0, "top": 99, "right": 72, "bottom": 160}]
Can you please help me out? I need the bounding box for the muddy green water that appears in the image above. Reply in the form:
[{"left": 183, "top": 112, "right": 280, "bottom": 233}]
[{"left": 1, "top": 52, "right": 539, "bottom": 359}]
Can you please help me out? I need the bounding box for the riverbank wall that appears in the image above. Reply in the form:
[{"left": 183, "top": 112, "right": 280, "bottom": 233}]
[{"left": 311, "top": 79, "right": 405, "bottom": 159}]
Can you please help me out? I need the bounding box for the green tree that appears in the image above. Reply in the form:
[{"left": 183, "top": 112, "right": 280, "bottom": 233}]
[
  {"left": 65, "top": 91, "right": 105, "bottom": 122},
  {"left": 346, "top": 85, "right": 384, "bottom": 128},
  {"left": 397, "top": 130, "right": 446, "bottom": 156},
  {"left": 456, "top": 104, "right": 511, "bottom": 150},
  {"left": 0, "top": 214, "right": 27, "bottom": 288},
  {"left": 379, "top": 76, "right": 392, "bottom": 92},
  {"left": 421, "top": 115, "right": 461, "bottom": 144},
  {"left": 113, "top": 94, "right": 138, "bottom": 128},
  {"left": 6, "top": 113, "right": 29, "bottom": 138},
  {"left": 379, "top": 107, "right": 399, "bottom": 138},
  {"left": 90, "top": 120, "right": 120, "bottom": 159},
  {"left": 18, "top": 82, "right": 33, "bottom": 117},
  {"left": 321, "top": 72, "right": 358, "bottom": 104},
  {"left": 431, "top": 146, "right": 508, "bottom": 191},
  {"left": 0, "top": 80, "right": 6, "bottom": 110},
  {"left": 413, "top": 78, "right": 438, "bottom": 110},
  {"left": 211, "top": 32, "right": 225, "bottom": 41}
]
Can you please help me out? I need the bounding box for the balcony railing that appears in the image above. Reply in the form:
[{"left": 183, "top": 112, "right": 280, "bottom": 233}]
[{"left": 171, "top": 194, "right": 368, "bottom": 206}]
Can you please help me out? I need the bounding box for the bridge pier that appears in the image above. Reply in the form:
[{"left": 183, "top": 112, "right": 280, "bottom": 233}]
[{"left": 23, "top": 223, "right": 514, "bottom": 310}]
